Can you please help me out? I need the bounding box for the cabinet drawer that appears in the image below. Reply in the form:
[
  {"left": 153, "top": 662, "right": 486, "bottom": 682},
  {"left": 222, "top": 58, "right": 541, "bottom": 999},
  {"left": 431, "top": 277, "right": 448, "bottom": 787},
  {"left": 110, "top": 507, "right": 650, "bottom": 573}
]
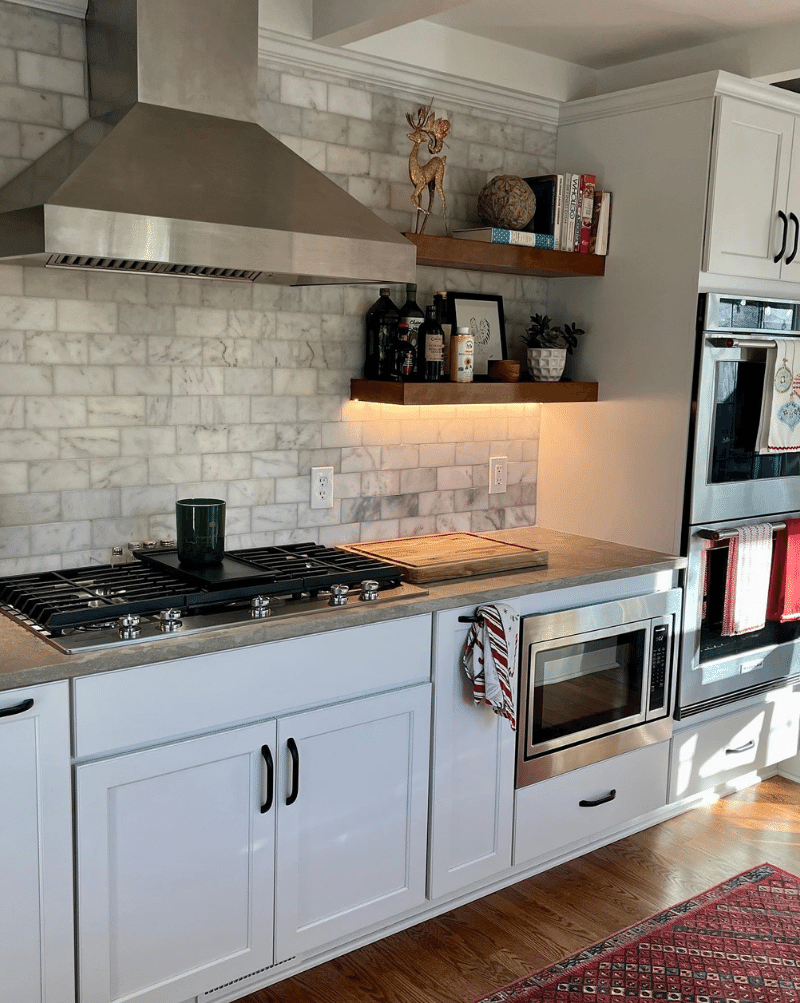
[
  {"left": 74, "top": 614, "right": 432, "bottom": 757},
  {"left": 513, "top": 741, "right": 669, "bottom": 865},
  {"left": 669, "top": 692, "right": 800, "bottom": 801}
]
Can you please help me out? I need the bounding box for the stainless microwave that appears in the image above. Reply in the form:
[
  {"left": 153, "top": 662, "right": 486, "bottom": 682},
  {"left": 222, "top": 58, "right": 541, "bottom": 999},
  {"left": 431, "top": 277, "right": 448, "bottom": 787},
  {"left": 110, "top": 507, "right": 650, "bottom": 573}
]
[{"left": 516, "top": 589, "right": 682, "bottom": 786}]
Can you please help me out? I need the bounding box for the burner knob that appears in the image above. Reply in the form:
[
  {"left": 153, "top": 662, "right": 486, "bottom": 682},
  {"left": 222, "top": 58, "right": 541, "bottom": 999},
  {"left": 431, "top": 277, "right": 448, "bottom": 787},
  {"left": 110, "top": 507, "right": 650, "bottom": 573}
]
[
  {"left": 159, "top": 539, "right": 177, "bottom": 549},
  {"left": 159, "top": 608, "right": 183, "bottom": 632},
  {"left": 117, "top": 613, "right": 141, "bottom": 639},
  {"left": 251, "top": 596, "right": 271, "bottom": 618},
  {"left": 360, "top": 580, "right": 380, "bottom": 602},
  {"left": 328, "top": 584, "right": 350, "bottom": 607},
  {"left": 142, "top": 540, "right": 158, "bottom": 550}
]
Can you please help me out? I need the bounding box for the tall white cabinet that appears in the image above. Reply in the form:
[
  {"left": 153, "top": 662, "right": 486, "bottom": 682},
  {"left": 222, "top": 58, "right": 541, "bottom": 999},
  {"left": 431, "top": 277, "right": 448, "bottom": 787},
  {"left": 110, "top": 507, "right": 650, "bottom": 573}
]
[{"left": 0, "top": 681, "right": 74, "bottom": 1003}]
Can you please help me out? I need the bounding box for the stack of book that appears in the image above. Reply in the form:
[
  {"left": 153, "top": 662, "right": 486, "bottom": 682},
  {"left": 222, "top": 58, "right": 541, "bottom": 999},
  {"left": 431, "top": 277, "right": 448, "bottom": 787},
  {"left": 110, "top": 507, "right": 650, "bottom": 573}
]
[
  {"left": 450, "top": 174, "right": 611, "bottom": 255},
  {"left": 523, "top": 174, "right": 612, "bottom": 255}
]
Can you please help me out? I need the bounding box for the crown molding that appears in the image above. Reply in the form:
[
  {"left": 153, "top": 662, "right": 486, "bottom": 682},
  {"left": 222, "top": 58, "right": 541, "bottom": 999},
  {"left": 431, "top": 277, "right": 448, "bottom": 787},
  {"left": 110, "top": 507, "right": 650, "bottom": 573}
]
[
  {"left": 3, "top": 0, "right": 86, "bottom": 17},
  {"left": 258, "top": 28, "right": 560, "bottom": 126}
]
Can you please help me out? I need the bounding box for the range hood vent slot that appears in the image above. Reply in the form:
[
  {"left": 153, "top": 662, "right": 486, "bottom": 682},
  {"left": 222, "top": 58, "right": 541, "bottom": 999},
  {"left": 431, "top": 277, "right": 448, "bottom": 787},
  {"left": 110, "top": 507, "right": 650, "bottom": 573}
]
[{"left": 46, "top": 254, "right": 262, "bottom": 282}]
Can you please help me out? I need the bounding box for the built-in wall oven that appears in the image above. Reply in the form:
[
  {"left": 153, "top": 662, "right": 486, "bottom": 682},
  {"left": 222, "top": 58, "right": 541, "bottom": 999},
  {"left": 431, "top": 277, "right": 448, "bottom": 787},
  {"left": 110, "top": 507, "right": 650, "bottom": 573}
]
[
  {"left": 680, "top": 294, "right": 800, "bottom": 716},
  {"left": 516, "top": 589, "right": 681, "bottom": 786}
]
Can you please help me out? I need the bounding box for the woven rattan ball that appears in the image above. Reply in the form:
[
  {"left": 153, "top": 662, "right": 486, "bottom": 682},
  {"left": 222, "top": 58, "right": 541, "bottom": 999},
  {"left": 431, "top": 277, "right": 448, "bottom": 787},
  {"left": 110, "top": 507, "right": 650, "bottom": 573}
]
[{"left": 477, "top": 175, "right": 535, "bottom": 229}]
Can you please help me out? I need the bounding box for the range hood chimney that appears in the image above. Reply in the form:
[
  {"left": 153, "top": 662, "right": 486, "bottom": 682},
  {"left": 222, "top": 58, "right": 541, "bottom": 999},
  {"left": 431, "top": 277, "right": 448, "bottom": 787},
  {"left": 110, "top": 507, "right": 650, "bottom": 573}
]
[{"left": 0, "top": 0, "right": 416, "bottom": 286}]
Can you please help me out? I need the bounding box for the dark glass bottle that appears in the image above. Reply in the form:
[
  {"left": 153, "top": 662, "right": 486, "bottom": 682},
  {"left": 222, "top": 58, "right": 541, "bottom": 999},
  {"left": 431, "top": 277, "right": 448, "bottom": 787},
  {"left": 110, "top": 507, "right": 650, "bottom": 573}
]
[
  {"left": 389, "top": 321, "right": 417, "bottom": 381},
  {"left": 420, "top": 304, "right": 444, "bottom": 382},
  {"left": 364, "top": 287, "right": 398, "bottom": 379},
  {"left": 398, "top": 283, "right": 424, "bottom": 377}
]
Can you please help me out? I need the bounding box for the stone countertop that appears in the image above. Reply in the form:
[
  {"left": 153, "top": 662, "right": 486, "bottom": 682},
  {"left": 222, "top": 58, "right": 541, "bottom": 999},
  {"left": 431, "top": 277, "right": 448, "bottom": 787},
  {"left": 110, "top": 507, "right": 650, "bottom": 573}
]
[{"left": 0, "top": 526, "right": 685, "bottom": 691}]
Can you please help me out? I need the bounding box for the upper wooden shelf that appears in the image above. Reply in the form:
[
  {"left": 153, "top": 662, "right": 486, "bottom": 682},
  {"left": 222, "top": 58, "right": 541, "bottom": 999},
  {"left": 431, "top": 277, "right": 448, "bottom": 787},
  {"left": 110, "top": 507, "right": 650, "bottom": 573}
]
[
  {"left": 350, "top": 379, "right": 599, "bottom": 406},
  {"left": 403, "top": 233, "right": 606, "bottom": 277}
]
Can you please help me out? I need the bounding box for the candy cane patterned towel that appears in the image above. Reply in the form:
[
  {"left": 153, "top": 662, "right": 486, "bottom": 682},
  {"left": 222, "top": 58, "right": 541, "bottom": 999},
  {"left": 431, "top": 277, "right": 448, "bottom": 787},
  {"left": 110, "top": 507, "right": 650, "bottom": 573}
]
[
  {"left": 461, "top": 602, "right": 519, "bottom": 729},
  {"left": 721, "top": 523, "right": 774, "bottom": 636}
]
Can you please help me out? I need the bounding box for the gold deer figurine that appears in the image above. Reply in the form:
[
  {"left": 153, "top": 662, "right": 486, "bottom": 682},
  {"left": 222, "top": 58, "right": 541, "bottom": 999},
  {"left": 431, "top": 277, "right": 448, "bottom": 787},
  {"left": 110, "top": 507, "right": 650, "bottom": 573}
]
[{"left": 405, "top": 103, "right": 451, "bottom": 235}]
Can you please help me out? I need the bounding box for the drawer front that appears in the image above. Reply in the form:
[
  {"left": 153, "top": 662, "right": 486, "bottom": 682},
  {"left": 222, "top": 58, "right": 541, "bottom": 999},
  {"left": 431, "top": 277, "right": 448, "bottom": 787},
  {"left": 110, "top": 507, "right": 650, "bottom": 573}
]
[
  {"left": 74, "top": 614, "right": 432, "bottom": 757},
  {"left": 669, "top": 692, "right": 800, "bottom": 801},
  {"left": 513, "top": 741, "right": 669, "bottom": 865}
]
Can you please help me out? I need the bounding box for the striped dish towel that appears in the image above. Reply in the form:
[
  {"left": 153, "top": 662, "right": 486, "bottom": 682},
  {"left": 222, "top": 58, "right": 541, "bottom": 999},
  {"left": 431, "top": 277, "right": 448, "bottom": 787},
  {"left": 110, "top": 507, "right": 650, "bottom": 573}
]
[
  {"left": 461, "top": 602, "right": 519, "bottom": 729},
  {"left": 722, "top": 523, "right": 774, "bottom": 635}
]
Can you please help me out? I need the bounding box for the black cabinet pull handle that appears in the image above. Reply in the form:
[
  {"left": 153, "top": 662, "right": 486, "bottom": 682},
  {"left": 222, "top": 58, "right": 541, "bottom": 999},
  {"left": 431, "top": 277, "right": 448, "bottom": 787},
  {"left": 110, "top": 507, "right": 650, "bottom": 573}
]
[
  {"left": 775, "top": 210, "right": 788, "bottom": 262},
  {"left": 458, "top": 614, "right": 483, "bottom": 624},
  {"left": 786, "top": 213, "right": 799, "bottom": 264},
  {"left": 0, "top": 697, "right": 33, "bottom": 718},
  {"left": 579, "top": 789, "right": 616, "bottom": 808},
  {"left": 260, "top": 745, "right": 273, "bottom": 814},
  {"left": 726, "top": 740, "right": 755, "bottom": 755},
  {"left": 286, "top": 737, "right": 300, "bottom": 806}
]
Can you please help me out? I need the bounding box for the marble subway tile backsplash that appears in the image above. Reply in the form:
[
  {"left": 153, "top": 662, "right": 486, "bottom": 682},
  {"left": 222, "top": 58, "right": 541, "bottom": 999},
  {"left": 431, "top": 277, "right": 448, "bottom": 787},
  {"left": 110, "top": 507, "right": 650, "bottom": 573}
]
[{"left": 0, "top": 1, "right": 551, "bottom": 574}]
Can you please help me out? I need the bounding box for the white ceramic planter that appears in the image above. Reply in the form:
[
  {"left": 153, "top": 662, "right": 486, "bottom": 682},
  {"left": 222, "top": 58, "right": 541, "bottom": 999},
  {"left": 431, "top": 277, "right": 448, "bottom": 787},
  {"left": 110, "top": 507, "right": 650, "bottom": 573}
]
[{"left": 527, "top": 347, "right": 567, "bottom": 381}]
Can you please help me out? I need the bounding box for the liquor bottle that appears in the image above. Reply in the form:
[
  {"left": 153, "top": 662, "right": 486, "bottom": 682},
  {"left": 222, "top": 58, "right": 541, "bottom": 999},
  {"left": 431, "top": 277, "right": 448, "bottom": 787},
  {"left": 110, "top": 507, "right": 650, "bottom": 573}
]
[
  {"left": 364, "top": 287, "right": 399, "bottom": 380},
  {"left": 389, "top": 321, "right": 416, "bottom": 381},
  {"left": 434, "top": 289, "right": 451, "bottom": 377},
  {"left": 398, "top": 283, "right": 424, "bottom": 377},
  {"left": 420, "top": 304, "right": 444, "bottom": 381}
]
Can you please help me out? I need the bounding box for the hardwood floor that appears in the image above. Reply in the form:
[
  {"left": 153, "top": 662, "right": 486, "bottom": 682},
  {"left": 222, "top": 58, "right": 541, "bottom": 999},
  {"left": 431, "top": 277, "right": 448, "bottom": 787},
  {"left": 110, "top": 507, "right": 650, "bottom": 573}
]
[{"left": 240, "top": 776, "right": 800, "bottom": 1003}]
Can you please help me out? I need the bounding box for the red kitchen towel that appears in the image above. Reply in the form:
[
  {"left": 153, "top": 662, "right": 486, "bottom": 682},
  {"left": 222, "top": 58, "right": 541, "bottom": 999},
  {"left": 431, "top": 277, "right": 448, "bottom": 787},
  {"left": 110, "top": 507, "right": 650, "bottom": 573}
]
[
  {"left": 721, "top": 523, "right": 773, "bottom": 635},
  {"left": 461, "top": 602, "right": 519, "bottom": 729},
  {"left": 768, "top": 518, "right": 800, "bottom": 622}
]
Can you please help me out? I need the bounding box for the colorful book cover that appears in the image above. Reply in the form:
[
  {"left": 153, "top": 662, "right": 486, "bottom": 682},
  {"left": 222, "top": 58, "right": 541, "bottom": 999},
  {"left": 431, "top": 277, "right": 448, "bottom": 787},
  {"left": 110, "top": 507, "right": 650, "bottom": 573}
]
[
  {"left": 451, "top": 228, "right": 555, "bottom": 249},
  {"left": 562, "top": 174, "right": 580, "bottom": 252},
  {"left": 579, "top": 174, "right": 596, "bottom": 253}
]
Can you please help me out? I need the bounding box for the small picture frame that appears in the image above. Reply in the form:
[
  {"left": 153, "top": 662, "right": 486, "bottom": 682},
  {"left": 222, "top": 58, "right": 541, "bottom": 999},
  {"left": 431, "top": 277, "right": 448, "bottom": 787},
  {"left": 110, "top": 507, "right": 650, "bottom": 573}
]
[{"left": 446, "top": 292, "right": 506, "bottom": 376}]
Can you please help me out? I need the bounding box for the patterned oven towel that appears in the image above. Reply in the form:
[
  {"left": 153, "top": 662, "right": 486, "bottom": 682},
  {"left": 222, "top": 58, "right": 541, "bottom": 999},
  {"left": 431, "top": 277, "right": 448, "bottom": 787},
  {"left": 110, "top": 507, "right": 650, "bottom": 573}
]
[
  {"left": 461, "top": 602, "right": 520, "bottom": 729},
  {"left": 757, "top": 337, "right": 800, "bottom": 453},
  {"left": 722, "top": 524, "right": 774, "bottom": 636}
]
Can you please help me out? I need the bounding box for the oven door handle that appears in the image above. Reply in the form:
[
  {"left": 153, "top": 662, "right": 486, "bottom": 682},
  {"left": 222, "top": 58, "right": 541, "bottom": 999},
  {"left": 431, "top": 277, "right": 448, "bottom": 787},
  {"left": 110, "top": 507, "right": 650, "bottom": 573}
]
[
  {"left": 775, "top": 209, "right": 789, "bottom": 262},
  {"left": 578, "top": 789, "right": 616, "bottom": 808},
  {"left": 786, "top": 212, "right": 800, "bottom": 265}
]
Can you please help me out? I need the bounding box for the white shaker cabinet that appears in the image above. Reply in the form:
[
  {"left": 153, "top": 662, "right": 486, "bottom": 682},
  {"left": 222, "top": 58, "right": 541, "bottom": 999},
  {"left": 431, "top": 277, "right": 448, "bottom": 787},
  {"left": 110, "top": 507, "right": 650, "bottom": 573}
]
[
  {"left": 0, "top": 681, "right": 74, "bottom": 1003},
  {"left": 427, "top": 605, "right": 516, "bottom": 900},
  {"left": 706, "top": 96, "right": 800, "bottom": 281},
  {"left": 76, "top": 721, "right": 278, "bottom": 1003},
  {"left": 274, "top": 685, "right": 431, "bottom": 961}
]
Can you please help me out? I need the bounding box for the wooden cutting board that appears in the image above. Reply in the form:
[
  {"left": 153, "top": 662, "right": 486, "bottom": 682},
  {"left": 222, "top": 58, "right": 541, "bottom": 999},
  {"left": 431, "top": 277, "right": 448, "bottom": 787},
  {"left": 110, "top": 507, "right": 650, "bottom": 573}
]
[{"left": 343, "top": 533, "right": 548, "bottom": 583}]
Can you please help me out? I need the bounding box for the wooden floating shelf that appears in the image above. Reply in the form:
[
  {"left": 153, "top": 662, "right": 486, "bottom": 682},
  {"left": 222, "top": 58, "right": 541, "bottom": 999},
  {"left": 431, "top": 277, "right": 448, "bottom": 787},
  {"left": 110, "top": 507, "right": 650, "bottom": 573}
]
[
  {"left": 350, "top": 379, "right": 599, "bottom": 406},
  {"left": 403, "top": 233, "right": 606, "bottom": 277}
]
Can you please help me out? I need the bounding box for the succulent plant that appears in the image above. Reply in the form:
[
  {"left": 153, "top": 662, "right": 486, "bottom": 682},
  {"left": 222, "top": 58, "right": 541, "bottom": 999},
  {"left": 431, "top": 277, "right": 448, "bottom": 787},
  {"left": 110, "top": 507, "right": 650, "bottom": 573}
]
[{"left": 524, "top": 313, "right": 585, "bottom": 354}]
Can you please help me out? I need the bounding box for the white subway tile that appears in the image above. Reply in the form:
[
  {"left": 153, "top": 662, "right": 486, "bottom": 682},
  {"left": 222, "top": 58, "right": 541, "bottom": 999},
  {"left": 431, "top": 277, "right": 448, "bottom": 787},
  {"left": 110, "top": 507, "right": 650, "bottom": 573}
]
[
  {"left": 90, "top": 457, "right": 148, "bottom": 489},
  {"left": 26, "top": 332, "right": 87, "bottom": 364},
  {"left": 172, "top": 366, "right": 224, "bottom": 396},
  {"left": 252, "top": 504, "right": 299, "bottom": 532},
  {"left": 280, "top": 75, "right": 326, "bottom": 111},
  {"left": 0, "top": 428, "right": 58, "bottom": 460},
  {"left": 148, "top": 455, "right": 201, "bottom": 485},
  {"left": 148, "top": 336, "right": 202, "bottom": 365},
  {"left": 0, "top": 84, "right": 61, "bottom": 126},
  {"left": 0, "top": 525, "right": 30, "bottom": 558},
  {"left": 89, "top": 334, "right": 147, "bottom": 366},
  {"left": 361, "top": 470, "right": 400, "bottom": 497},
  {"left": 87, "top": 396, "right": 146, "bottom": 427},
  {"left": 0, "top": 363, "right": 52, "bottom": 394},
  {"left": 0, "top": 396, "right": 23, "bottom": 428},
  {"left": 420, "top": 442, "right": 456, "bottom": 467},
  {"left": 0, "top": 295, "right": 56, "bottom": 329},
  {"left": 19, "top": 122, "right": 64, "bottom": 159},
  {"left": 115, "top": 366, "right": 171, "bottom": 396},
  {"left": 31, "top": 520, "right": 91, "bottom": 556},
  {"left": 26, "top": 396, "right": 86, "bottom": 428},
  {"left": 272, "top": 368, "right": 317, "bottom": 396},
  {"left": 201, "top": 453, "right": 251, "bottom": 481},
  {"left": 252, "top": 449, "right": 299, "bottom": 478},
  {"left": 62, "top": 94, "right": 88, "bottom": 129},
  {"left": 58, "top": 299, "right": 116, "bottom": 333},
  {"left": 54, "top": 365, "right": 113, "bottom": 395},
  {"left": 0, "top": 490, "right": 59, "bottom": 526},
  {"left": 228, "top": 423, "right": 276, "bottom": 452},
  {"left": 60, "top": 427, "right": 120, "bottom": 458},
  {"left": 120, "top": 484, "right": 177, "bottom": 518},
  {"left": 0, "top": 265, "right": 23, "bottom": 294},
  {"left": 62, "top": 488, "right": 120, "bottom": 521},
  {"left": 146, "top": 396, "right": 200, "bottom": 426},
  {"left": 17, "top": 51, "right": 84, "bottom": 96},
  {"left": 227, "top": 479, "right": 275, "bottom": 507},
  {"left": 0, "top": 331, "right": 24, "bottom": 362},
  {"left": 175, "top": 425, "right": 228, "bottom": 454},
  {"left": 120, "top": 427, "right": 176, "bottom": 457},
  {"left": 0, "top": 460, "right": 27, "bottom": 494}
]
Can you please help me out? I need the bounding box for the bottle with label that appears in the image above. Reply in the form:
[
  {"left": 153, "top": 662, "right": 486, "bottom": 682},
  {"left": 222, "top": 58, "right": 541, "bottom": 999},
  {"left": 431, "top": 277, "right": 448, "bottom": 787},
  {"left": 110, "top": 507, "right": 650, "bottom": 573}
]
[
  {"left": 434, "top": 289, "right": 451, "bottom": 377},
  {"left": 398, "top": 283, "right": 424, "bottom": 377},
  {"left": 364, "top": 287, "right": 399, "bottom": 380},
  {"left": 389, "top": 321, "right": 417, "bottom": 381},
  {"left": 449, "top": 326, "right": 474, "bottom": 382},
  {"left": 420, "top": 304, "right": 444, "bottom": 381}
]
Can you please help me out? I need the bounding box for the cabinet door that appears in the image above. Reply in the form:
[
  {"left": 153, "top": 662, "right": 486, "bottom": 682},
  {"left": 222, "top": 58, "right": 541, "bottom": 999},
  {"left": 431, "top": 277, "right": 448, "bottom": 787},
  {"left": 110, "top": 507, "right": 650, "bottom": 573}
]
[
  {"left": 706, "top": 96, "right": 795, "bottom": 279},
  {"left": 76, "top": 722, "right": 276, "bottom": 1003},
  {"left": 428, "top": 615, "right": 515, "bottom": 900},
  {"left": 274, "top": 685, "right": 431, "bottom": 961},
  {"left": 0, "top": 681, "right": 74, "bottom": 1003}
]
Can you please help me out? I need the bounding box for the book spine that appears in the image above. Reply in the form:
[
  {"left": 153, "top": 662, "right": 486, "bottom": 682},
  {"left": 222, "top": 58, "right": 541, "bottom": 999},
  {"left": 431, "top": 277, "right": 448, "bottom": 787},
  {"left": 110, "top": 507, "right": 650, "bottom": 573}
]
[
  {"left": 596, "top": 192, "right": 611, "bottom": 255},
  {"left": 563, "top": 174, "right": 580, "bottom": 252},
  {"left": 579, "top": 174, "right": 596, "bottom": 253},
  {"left": 589, "top": 189, "right": 602, "bottom": 254},
  {"left": 573, "top": 174, "right": 585, "bottom": 251},
  {"left": 492, "top": 229, "right": 554, "bottom": 248},
  {"left": 553, "top": 174, "right": 564, "bottom": 251}
]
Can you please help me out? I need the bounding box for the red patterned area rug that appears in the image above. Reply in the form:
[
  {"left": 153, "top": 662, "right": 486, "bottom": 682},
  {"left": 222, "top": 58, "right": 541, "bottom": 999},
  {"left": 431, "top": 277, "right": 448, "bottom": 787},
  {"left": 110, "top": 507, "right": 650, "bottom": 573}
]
[{"left": 472, "top": 863, "right": 800, "bottom": 1003}]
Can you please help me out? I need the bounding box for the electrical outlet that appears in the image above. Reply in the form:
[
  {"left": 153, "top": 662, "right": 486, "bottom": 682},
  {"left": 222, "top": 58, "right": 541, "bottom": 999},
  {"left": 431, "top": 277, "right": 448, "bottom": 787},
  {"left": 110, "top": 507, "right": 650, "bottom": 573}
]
[
  {"left": 310, "top": 466, "right": 334, "bottom": 509},
  {"left": 488, "top": 456, "right": 507, "bottom": 495}
]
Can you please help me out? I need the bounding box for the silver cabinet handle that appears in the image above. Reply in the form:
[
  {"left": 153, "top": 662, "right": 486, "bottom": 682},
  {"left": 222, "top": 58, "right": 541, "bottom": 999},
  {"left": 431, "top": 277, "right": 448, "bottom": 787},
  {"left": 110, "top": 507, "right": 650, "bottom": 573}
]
[{"left": 726, "top": 740, "right": 755, "bottom": 755}]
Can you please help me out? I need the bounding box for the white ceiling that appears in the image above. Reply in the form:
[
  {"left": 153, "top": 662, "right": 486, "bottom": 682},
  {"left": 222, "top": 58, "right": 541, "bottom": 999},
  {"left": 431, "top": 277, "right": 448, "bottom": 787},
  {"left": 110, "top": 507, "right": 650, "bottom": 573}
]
[{"left": 425, "top": 0, "right": 800, "bottom": 70}]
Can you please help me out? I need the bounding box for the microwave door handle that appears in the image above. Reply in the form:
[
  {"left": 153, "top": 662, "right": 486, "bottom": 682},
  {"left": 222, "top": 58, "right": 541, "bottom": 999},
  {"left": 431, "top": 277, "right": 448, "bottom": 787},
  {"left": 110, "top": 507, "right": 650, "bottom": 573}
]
[
  {"left": 775, "top": 210, "right": 789, "bottom": 262},
  {"left": 786, "top": 212, "right": 800, "bottom": 265}
]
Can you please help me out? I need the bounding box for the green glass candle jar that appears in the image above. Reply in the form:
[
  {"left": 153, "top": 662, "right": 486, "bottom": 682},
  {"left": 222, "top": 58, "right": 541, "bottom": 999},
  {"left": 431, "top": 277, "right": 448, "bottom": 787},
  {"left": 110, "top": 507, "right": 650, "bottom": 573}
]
[{"left": 176, "top": 498, "right": 226, "bottom": 565}]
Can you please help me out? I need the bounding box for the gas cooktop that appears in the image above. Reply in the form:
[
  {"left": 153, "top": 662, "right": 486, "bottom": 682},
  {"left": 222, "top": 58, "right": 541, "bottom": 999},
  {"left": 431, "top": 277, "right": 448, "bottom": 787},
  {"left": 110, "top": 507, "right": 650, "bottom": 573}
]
[{"left": 0, "top": 542, "right": 427, "bottom": 653}]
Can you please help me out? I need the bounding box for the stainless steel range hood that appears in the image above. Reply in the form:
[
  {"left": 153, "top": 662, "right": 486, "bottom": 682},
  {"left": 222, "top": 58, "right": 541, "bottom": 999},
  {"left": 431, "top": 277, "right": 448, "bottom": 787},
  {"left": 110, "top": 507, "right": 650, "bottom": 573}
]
[{"left": 0, "top": 0, "right": 416, "bottom": 286}]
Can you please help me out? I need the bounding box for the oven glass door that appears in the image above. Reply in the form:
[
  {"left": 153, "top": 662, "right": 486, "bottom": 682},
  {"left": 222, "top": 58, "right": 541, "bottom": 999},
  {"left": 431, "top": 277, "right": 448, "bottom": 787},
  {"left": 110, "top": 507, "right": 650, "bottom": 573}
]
[
  {"left": 690, "top": 337, "right": 800, "bottom": 525},
  {"left": 524, "top": 620, "right": 651, "bottom": 760}
]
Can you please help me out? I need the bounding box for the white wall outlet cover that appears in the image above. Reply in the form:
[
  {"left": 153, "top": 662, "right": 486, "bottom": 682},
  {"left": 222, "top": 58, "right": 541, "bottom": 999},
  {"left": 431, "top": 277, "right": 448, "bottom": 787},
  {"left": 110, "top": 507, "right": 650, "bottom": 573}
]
[
  {"left": 311, "top": 466, "right": 334, "bottom": 509},
  {"left": 488, "top": 456, "right": 507, "bottom": 495}
]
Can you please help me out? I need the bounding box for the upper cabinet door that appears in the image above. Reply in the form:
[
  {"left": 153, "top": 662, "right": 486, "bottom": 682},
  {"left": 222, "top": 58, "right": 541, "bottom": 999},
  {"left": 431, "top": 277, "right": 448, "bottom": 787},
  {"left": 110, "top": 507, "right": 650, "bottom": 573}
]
[{"left": 706, "top": 96, "right": 795, "bottom": 280}]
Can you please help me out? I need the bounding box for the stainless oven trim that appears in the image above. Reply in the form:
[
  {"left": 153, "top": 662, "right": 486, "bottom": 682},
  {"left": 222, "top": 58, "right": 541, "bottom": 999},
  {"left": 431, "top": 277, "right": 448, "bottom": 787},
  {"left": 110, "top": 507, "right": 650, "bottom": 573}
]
[
  {"left": 516, "top": 589, "right": 681, "bottom": 787},
  {"left": 689, "top": 335, "right": 800, "bottom": 525},
  {"left": 523, "top": 615, "right": 654, "bottom": 759}
]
